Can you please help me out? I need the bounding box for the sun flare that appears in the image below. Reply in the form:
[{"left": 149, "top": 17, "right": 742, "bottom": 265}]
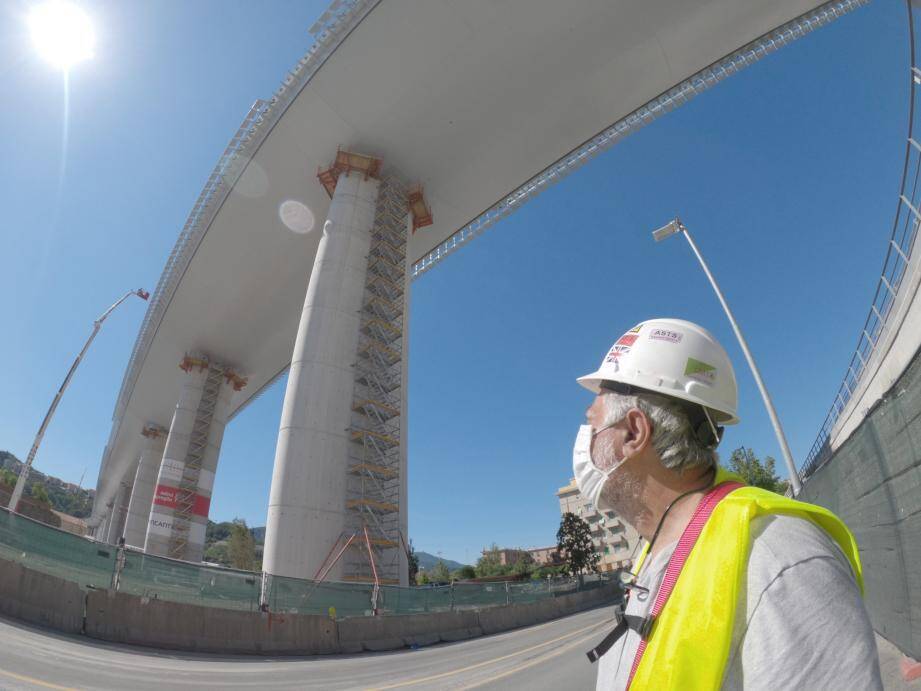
[{"left": 29, "top": 1, "right": 94, "bottom": 70}]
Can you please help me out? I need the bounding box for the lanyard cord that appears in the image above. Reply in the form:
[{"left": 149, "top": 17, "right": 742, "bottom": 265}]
[
  {"left": 626, "top": 467, "right": 715, "bottom": 602},
  {"left": 624, "top": 480, "right": 745, "bottom": 687},
  {"left": 586, "top": 467, "right": 719, "bottom": 665}
]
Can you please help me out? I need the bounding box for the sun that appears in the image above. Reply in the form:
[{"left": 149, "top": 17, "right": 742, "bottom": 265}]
[{"left": 29, "top": 1, "right": 94, "bottom": 70}]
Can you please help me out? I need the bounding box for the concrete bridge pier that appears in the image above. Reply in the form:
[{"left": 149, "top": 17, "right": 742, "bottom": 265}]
[
  {"left": 263, "top": 154, "right": 382, "bottom": 583},
  {"left": 122, "top": 424, "right": 168, "bottom": 549},
  {"left": 105, "top": 475, "right": 134, "bottom": 544},
  {"left": 144, "top": 355, "right": 243, "bottom": 562}
]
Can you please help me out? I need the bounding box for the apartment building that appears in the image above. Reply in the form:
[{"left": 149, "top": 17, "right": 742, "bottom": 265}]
[{"left": 556, "top": 477, "right": 639, "bottom": 572}]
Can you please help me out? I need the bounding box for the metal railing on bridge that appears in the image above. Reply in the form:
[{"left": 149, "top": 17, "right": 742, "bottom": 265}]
[{"left": 801, "top": 0, "right": 921, "bottom": 479}]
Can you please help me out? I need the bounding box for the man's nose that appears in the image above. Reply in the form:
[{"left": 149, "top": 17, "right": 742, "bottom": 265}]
[{"left": 586, "top": 402, "right": 601, "bottom": 424}]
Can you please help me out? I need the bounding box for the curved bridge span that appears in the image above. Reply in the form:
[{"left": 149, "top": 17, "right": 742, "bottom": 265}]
[{"left": 91, "top": 0, "right": 865, "bottom": 584}]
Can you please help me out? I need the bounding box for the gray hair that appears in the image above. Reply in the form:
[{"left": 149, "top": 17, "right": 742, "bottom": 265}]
[{"left": 601, "top": 392, "right": 718, "bottom": 473}]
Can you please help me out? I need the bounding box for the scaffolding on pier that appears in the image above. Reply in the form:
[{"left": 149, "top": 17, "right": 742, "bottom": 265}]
[
  {"left": 345, "top": 173, "right": 408, "bottom": 584},
  {"left": 167, "top": 357, "right": 222, "bottom": 559}
]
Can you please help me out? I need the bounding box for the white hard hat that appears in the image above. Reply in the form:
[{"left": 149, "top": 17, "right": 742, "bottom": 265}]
[{"left": 578, "top": 318, "right": 739, "bottom": 425}]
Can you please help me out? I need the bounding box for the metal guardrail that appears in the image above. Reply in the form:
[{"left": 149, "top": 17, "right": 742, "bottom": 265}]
[
  {"left": 800, "top": 0, "right": 921, "bottom": 478},
  {"left": 410, "top": 0, "right": 868, "bottom": 278}
]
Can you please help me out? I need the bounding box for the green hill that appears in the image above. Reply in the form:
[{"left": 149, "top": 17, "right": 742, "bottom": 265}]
[
  {"left": 416, "top": 551, "right": 466, "bottom": 571},
  {"left": 0, "top": 450, "right": 93, "bottom": 518}
]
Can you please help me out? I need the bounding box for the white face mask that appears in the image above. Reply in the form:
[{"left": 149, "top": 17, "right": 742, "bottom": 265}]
[{"left": 572, "top": 423, "right": 627, "bottom": 512}]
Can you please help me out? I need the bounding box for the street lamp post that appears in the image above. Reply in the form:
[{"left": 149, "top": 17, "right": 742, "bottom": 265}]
[
  {"left": 7, "top": 289, "right": 149, "bottom": 512},
  {"left": 651, "top": 218, "right": 802, "bottom": 496}
]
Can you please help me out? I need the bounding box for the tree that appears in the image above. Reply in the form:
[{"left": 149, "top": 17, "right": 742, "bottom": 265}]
[
  {"left": 510, "top": 553, "right": 534, "bottom": 578},
  {"left": 453, "top": 565, "right": 476, "bottom": 580},
  {"left": 29, "top": 483, "right": 50, "bottom": 505},
  {"left": 0, "top": 468, "right": 16, "bottom": 488},
  {"left": 204, "top": 542, "right": 230, "bottom": 566},
  {"left": 430, "top": 560, "right": 451, "bottom": 582},
  {"left": 227, "top": 518, "right": 256, "bottom": 571},
  {"left": 726, "top": 447, "right": 788, "bottom": 494},
  {"left": 557, "top": 512, "right": 599, "bottom": 575},
  {"left": 475, "top": 543, "right": 508, "bottom": 578},
  {"left": 407, "top": 539, "right": 419, "bottom": 584},
  {"left": 206, "top": 520, "right": 233, "bottom": 544},
  {"left": 533, "top": 564, "right": 566, "bottom": 579},
  {"left": 415, "top": 570, "right": 430, "bottom": 585}
]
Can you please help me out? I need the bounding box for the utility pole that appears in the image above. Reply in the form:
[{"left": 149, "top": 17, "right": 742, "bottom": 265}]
[{"left": 8, "top": 289, "right": 149, "bottom": 512}]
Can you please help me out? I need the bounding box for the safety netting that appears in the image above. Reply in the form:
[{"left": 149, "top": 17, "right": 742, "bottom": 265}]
[
  {"left": 264, "top": 574, "right": 375, "bottom": 617},
  {"left": 118, "top": 550, "right": 261, "bottom": 611},
  {"left": 378, "top": 582, "right": 454, "bottom": 614},
  {"left": 0, "top": 508, "right": 115, "bottom": 589},
  {"left": 451, "top": 581, "right": 512, "bottom": 609},
  {"left": 0, "top": 509, "right": 613, "bottom": 617}
]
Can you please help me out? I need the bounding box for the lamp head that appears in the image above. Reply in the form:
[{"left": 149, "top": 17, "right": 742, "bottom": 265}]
[{"left": 651, "top": 218, "right": 684, "bottom": 243}]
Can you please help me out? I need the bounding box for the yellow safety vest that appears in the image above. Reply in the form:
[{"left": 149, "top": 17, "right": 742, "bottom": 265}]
[{"left": 628, "top": 468, "right": 863, "bottom": 690}]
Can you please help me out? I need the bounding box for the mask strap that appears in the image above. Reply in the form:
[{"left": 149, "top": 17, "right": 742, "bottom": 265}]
[
  {"left": 590, "top": 420, "right": 623, "bottom": 474},
  {"left": 700, "top": 407, "right": 723, "bottom": 449},
  {"left": 591, "top": 421, "right": 618, "bottom": 440}
]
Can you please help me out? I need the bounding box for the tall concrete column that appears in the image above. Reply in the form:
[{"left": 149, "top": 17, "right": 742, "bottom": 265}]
[
  {"left": 96, "top": 514, "right": 109, "bottom": 542},
  {"left": 123, "top": 424, "right": 167, "bottom": 548},
  {"left": 264, "top": 165, "right": 381, "bottom": 580},
  {"left": 103, "top": 497, "right": 118, "bottom": 544},
  {"left": 144, "top": 355, "right": 241, "bottom": 562},
  {"left": 101, "top": 495, "right": 117, "bottom": 543},
  {"left": 107, "top": 475, "right": 134, "bottom": 544}
]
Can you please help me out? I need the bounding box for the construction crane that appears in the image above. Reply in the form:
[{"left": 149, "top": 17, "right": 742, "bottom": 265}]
[{"left": 7, "top": 289, "right": 149, "bottom": 512}]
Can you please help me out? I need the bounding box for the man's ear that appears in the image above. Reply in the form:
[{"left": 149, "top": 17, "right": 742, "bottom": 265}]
[{"left": 623, "top": 408, "right": 652, "bottom": 456}]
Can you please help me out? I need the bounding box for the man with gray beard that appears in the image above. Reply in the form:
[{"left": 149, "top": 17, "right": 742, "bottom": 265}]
[{"left": 573, "top": 318, "right": 879, "bottom": 690}]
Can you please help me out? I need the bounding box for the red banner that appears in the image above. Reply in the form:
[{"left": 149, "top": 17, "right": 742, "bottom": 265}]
[{"left": 153, "top": 484, "right": 211, "bottom": 518}]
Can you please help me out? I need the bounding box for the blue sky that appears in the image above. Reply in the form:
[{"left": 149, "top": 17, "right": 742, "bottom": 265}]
[{"left": 0, "top": 1, "right": 907, "bottom": 564}]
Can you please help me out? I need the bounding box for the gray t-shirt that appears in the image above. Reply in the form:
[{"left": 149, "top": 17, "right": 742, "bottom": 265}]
[{"left": 595, "top": 514, "right": 882, "bottom": 690}]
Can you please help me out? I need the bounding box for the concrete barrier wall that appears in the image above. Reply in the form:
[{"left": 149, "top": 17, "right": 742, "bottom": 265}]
[
  {"left": 476, "top": 585, "right": 616, "bottom": 636},
  {"left": 0, "top": 556, "right": 83, "bottom": 634},
  {"left": 84, "top": 585, "right": 618, "bottom": 654},
  {"left": 338, "top": 610, "right": 483, "bottom": 652},
  {"left": 800, "top": 344, "right": 921, "bottom": 660},
  {"left": 83, "top": 589, "right": 340, "bottom": 654},
  {"left": 0, "top": 556, "right": 620, "bottom": 654}
]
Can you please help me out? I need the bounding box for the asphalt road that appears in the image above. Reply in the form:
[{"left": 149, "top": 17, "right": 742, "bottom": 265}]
[{"left": 0, "top": 606, "right": 615, "bottom": 691}]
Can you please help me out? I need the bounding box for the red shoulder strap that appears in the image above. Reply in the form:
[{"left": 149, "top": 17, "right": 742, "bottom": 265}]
[{"left": 626, "top": 481, "right": 744, "bottom": 689}]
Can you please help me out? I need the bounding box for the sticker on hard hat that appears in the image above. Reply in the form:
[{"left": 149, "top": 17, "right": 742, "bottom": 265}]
[
  {"left": 604, "top": 332, "right": 639, "bottom": 363},
  {"left": 685, "top": 357, "right": 716, "bottom": 383},
  {"left": 649, "top": 329, "right": 683, "bottom": 344},
  {"left": 627, "top": 324, "right": 643, "bottom": 334},
  {"left": 605, "top": 345, "right": 630, "bottom": 363}
]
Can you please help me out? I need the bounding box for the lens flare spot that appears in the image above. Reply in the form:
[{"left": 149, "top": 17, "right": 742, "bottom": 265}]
[{"left": 279, "top": 200, "right": 315, "bottom": 234}]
